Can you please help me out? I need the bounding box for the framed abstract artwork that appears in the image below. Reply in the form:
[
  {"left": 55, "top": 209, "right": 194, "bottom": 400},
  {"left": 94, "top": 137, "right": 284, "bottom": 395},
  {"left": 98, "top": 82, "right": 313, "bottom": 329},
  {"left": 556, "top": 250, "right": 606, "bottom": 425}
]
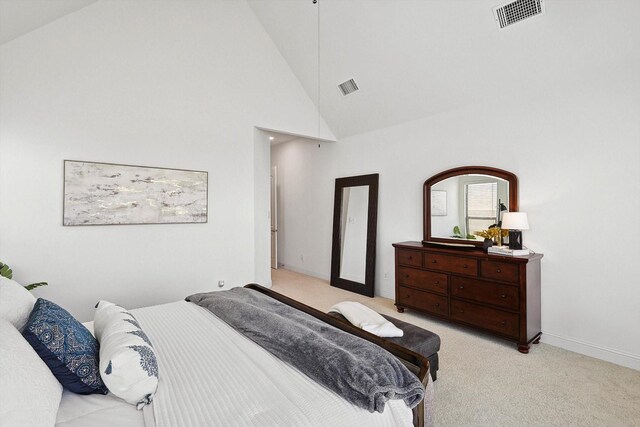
[{"left": 63, "top": 160, "right": 208, "bottom": 226}]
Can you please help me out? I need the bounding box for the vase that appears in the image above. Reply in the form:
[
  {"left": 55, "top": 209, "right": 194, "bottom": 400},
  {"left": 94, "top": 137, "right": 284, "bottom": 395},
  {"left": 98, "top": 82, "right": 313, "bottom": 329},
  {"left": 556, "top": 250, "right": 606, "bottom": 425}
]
[{"left": 494, "top": 227, "right": 503, "bottom": 246}]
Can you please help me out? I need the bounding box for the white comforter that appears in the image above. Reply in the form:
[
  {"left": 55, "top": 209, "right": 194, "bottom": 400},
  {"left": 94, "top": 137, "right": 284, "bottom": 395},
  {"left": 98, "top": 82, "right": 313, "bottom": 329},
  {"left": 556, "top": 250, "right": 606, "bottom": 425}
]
[{"left": 57, "top": 300, "right": 417, "bottom": 427}]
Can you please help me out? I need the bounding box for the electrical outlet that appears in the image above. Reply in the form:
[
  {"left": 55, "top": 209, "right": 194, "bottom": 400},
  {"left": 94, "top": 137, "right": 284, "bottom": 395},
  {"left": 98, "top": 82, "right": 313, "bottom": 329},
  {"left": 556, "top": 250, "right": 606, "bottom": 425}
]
[
  {"left": 384, "top": 272, "right": 388, "bottom": 280},
  {"left": 218, "top": 280, "right": 225, "bottom": 288},
  {"left": 300, "top": 254, "right": 304, "bottom": 263}
]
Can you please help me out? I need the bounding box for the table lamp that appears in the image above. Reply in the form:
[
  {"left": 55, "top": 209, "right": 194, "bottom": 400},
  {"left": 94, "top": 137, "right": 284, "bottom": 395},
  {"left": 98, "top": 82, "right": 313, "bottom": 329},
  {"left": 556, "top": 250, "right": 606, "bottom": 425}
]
[{"left": 501, "top": 212, "right": 529, "bottom": 250}]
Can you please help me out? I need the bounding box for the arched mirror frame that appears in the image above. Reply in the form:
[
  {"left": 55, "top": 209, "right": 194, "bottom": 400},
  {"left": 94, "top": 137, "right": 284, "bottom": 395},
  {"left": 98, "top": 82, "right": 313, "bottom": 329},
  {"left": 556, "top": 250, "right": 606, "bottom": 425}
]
[
  {"left": 330, "top": 173, "right": 379, "bottom": 297},
  {"left": 423, "top": 166, "right": 518, "bottom": 247}
]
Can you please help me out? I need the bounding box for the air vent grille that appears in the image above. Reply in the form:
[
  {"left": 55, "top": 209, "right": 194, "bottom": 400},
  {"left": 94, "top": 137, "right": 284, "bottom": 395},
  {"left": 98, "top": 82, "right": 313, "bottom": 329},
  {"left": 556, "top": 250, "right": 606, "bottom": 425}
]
[
  {"left": 494, "top": 0, "right": 544, "bottom": 29},
  {"left": 338, "top": 78, "right": 359, "bottom": 96}
]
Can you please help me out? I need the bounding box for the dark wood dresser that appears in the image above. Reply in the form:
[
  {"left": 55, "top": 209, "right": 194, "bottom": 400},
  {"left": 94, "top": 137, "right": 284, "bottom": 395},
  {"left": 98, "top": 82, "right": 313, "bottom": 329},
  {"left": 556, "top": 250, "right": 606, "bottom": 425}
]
[{"left": 393, "top": 241, "right": 543, "bottom": 353}]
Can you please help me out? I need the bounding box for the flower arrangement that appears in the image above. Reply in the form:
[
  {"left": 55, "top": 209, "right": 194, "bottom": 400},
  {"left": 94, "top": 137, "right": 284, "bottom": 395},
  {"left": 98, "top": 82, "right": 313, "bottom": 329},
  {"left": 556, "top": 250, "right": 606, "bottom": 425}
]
[{"left": 474, "top": 228, "right": 508, "bottom": 240}]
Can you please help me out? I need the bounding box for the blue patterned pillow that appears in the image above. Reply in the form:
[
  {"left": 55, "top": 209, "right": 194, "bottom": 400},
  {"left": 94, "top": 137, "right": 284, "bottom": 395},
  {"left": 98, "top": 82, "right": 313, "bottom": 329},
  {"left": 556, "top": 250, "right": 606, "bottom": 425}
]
[{"left": 22, "top": 298, "right": 107, "bottom": 395}]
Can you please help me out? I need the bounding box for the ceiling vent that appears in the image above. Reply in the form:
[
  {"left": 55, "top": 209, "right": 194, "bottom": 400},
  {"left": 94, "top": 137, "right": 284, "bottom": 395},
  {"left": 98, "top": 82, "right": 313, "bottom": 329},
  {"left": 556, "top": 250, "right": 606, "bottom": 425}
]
[
  {"left": 338, "top": 78, "right": 359, "bottom": 96},
  {"left": 493, "top": 0, "right": 544, "bottom": 29}
]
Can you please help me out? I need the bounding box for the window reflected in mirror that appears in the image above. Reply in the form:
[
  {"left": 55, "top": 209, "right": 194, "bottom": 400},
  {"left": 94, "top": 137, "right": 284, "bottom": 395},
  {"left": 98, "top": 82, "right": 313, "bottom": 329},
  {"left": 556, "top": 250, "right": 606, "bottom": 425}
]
[{"left": 431, "top": 174, "right": 509, "bottom": 241}]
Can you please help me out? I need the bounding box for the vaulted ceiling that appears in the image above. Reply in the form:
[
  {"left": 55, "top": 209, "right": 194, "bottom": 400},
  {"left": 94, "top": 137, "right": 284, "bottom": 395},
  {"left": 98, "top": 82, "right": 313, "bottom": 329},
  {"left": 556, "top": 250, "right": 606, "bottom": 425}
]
[
  {"left": 1, "top": 1, "right": 638, "bottom": 140},
  {"left": 0, "top": 0, "right": 97, "bottom": 44},
  {"left": 248, "top": 0, "right": 639, "bottom": 139}
]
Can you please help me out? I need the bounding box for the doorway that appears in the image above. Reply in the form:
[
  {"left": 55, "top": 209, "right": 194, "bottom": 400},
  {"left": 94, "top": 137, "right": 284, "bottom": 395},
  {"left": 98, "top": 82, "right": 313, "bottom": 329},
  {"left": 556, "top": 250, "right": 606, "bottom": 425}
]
[{"left": 258, "top": 127, "right": 335, "bottom": 287}]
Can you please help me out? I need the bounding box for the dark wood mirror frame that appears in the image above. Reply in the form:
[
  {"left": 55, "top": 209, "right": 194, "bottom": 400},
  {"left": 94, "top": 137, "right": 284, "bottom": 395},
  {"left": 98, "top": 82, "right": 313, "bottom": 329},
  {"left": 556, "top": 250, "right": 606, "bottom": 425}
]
[
  {"left": 331, "top": 173, "right": 379, "bottom": 297},
  {"left": 423, "top": 166, "right": 518, "bottom": 247}
]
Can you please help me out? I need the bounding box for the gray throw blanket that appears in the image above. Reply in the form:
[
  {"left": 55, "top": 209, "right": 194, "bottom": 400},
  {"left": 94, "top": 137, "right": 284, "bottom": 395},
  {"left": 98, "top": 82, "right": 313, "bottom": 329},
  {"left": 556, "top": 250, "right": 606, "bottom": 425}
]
[{"left": 186, "top": 288, "right": 424, "bottom": 413}]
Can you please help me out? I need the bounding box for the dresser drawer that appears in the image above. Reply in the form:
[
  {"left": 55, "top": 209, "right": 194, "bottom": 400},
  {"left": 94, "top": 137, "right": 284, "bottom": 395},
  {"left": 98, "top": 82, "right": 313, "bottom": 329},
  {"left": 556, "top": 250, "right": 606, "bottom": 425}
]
[
  {"left": 397, "top": 249, "right": 422, "bottom": 267},
  {"left": 398, "top": 267, "right": 448, "bottom": 295},
  {"left": 450, "top": 276, "right": 519, "bottom": 310},
  {"left": 424, "top": 253, "right": 477, "bottom": 276},
  {"left": 451, "top": 299, "right": 519, "bottom": 338},
  {"left": 480, "top": 260, "right": 519, "bottom": 284},
  {"left": 397, "top": 286, "right": 448, "bottom": 317}
]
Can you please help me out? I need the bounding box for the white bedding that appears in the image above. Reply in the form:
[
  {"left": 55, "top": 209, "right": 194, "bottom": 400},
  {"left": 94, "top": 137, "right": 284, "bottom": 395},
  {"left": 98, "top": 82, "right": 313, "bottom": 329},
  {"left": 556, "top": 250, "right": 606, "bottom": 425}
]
[
  {"left": 55, "top": 390, "right": 145, "bottom": 427},
  {"left": 57, "top": 300, "right": 420, "bottom": 427}
]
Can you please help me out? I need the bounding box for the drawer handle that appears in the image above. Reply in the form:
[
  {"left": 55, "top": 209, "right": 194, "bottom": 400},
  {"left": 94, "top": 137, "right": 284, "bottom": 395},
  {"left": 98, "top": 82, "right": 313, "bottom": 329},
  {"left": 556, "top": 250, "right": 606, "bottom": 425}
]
[
  {"left": 463, "top": 264, "right": 468, "bottom": 269},
  {"left": 459, "top": 285, "right": 464, "bottom": 290},
  {"left": 497, "top": 268, "right": 502, "bottom": 273},
  {"left": 434, "top": 280, "right": 439, "bottom": 285},
  {"left": 405, "top": 274, "right": 410, "bottom": 278},
  {"left": 459, "top": 309, "right": 464, "bottom": 313},
  {"left": 500, "top": 321, "right": 507, "bottom": 326},
  {"left": 408, "top": 256, "right": 413, "bottom": 260},
  {"left": 432, "top": 259, "right": 437, "bottom": 264},
  {"left": 500, "top": 294, "right": 507, "bottom": 299},
  {"left": 434, "top": 303, "right": 440, "bottom": 307}
]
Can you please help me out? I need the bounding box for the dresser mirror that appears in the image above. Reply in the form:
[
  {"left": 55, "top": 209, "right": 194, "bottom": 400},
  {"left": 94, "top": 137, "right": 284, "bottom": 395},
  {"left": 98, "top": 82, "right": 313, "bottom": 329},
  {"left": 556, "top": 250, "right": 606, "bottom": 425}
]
[
  {"left": 331, "top": 174, "right": 379, "bottom": 297},
  {"left": 423, "top": 166, "right": 518, "bottom": 247}
]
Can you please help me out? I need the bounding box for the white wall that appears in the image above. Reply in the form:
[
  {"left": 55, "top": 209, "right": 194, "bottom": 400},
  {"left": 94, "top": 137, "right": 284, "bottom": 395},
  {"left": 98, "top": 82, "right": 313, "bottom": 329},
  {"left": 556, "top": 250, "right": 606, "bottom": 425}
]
[
  {"left": 339, "top": 186, "right": 368, "bottom": 283},
  {"left": 253, "top": 129, "right": 273, "bottom": 288},
  {"left": 0, "top": 0, "right": 330, "bottom": 321},
  {"left": 271, "top": 74, "right": 640, "bottom": 369}
]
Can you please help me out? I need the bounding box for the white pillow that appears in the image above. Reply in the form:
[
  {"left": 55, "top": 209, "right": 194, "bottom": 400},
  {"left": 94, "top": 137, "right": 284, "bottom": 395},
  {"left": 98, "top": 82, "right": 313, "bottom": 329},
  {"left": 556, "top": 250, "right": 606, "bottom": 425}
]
[
  {"left": 94, "top": 301, "right": 158, "bottom": 408},
  {"left": 0, "top": 318, "right": 63, "bottom": 426},
  {"left": 0, "top": 276, "right": 36, "bottom": 331}
]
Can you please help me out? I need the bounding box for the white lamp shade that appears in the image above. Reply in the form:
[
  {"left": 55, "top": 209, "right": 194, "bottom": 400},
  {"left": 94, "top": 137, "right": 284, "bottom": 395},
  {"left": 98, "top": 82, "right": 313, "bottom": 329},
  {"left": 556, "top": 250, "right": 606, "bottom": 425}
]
[{"left": 501, "top": 212, "right": 529, "bottom": 230}]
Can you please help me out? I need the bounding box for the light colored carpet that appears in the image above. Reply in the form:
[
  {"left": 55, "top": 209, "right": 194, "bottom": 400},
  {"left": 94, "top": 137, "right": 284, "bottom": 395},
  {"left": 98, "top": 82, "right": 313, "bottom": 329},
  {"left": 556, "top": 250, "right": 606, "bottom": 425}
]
[{"left": 271, "top": 268, "right": 640, "bottom": 427}]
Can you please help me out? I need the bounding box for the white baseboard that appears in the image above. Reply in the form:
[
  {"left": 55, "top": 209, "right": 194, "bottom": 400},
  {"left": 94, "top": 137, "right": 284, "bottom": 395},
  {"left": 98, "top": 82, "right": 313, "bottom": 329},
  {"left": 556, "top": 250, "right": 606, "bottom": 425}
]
[{"left": 541, "top": 333, "right": 639, "bottom": 371}]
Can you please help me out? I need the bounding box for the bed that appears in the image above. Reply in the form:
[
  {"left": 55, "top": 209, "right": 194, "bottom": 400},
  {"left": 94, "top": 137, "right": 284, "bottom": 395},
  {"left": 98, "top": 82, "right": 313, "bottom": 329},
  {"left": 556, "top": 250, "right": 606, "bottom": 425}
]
[{"left": 2, "top": 280, "right": 434, "bottom": 427}]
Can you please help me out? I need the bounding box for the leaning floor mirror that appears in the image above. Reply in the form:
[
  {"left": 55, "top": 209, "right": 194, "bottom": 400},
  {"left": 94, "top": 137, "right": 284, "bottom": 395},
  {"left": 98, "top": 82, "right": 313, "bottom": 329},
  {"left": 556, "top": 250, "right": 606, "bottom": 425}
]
[{"left": 330, "top": 173, "right": 379, "bottom": 297}]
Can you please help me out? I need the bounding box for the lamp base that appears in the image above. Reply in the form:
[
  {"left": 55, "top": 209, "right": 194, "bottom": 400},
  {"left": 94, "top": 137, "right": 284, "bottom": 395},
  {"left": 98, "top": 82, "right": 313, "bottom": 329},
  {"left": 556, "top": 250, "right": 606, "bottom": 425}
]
[{"left": 508, "top": 230, "right": 523, "bottom": 250}]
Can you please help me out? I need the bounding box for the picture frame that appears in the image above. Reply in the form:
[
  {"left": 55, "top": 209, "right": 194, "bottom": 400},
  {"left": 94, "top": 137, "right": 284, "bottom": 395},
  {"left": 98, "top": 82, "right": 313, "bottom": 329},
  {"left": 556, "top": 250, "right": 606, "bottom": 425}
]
[
  {"left": 63, "top": 160, "right": 208, "bottom": 226},
  {"left": 431, "top": 190, "right": 447, "bottom": 216}
]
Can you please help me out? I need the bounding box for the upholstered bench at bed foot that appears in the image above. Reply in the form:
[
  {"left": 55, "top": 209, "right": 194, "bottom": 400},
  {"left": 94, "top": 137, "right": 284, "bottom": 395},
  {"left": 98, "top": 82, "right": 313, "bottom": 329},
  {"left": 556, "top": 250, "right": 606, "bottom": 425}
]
[{"left": 327, "top": 311, "right": 440, "bottom": 381}]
